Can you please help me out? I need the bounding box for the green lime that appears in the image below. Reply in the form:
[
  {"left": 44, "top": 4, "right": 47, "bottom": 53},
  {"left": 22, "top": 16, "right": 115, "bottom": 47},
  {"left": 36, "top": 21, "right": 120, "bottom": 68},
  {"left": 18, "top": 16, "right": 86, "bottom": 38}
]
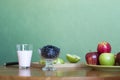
[
  {"left": 39, "top": 58, "right": 65, "bottom": 65},
  {"left": 39, "top": 59, "right": 45, "bottom": 65},
  {"left": 53, "top": 58, "right": 65, "bottom": 64},
  {"left": 66, "top": 54, "right": 80, "bottom": 63}
]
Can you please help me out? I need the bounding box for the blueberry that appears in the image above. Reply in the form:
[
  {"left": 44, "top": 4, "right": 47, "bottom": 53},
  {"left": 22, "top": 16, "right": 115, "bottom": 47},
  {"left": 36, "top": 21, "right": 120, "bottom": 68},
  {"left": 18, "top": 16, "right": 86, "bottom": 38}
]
[{"left": 41, "top": 45, "right": 60, "bottom": 59}]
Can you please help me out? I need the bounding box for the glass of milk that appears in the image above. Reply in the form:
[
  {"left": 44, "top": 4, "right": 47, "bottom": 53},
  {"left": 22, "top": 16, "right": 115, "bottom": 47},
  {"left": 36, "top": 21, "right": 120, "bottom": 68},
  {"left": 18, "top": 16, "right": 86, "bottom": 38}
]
[
  {"left": 16, "top": 44, "right": 33, "bottom": 69},
  {"left": 19, "top": 68, "right": 31, "bottom": 76}
]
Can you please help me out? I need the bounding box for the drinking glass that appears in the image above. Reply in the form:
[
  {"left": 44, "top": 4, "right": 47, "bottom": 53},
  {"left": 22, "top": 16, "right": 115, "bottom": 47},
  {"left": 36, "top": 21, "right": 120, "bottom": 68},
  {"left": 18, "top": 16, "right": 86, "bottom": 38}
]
[
  {"left": 19, "top": 69, "right": 31, "bottom": 76},
  {"left": 16, "top": 44, "right": 33, "bottom": 69}
]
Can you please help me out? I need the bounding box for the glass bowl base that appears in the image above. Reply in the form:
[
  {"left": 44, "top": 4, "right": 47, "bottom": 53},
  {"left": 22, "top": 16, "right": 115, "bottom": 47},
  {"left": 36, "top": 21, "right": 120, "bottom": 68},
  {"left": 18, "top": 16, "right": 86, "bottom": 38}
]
[{"left": 42, "top": 59, "right": 56, "bottom": 71}]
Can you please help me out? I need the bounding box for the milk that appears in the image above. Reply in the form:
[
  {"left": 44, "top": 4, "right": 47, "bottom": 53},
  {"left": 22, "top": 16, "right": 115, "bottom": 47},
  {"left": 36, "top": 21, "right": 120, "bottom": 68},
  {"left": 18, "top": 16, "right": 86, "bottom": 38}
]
[
  {"left": 19, "top": 69, "right": 31, "bottom": 76},
  {"left": 17, "top": 50, "right": 32, "bottom": 68}
]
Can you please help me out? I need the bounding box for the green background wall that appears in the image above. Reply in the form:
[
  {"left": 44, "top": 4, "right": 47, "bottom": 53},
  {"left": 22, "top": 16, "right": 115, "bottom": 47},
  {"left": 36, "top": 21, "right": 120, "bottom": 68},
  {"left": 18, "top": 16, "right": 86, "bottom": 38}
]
[{"left": 0, "top": 0, "right": 120, "bottom": 65}]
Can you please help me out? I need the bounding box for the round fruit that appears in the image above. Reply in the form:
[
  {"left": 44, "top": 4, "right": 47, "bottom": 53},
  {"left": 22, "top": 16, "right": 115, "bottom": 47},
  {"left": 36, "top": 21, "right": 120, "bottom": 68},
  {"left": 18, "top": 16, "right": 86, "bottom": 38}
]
[
  {"left": 97, "top": 41, "right": 111, "bottom": 54},
  {"left": 66, "top": 54, "right": 80, "bottom": 63},
  {"left": 53, "top": 58, "right": 65, "bottom": 64},
  {"left": 85, "top": 52, "right": 99, "bottom": 65},
  {"left": 99, "top": 53, "right": 115, "bottom": 66},
  {"left": 115, "top": 52, "right": 120, "bottom": 65},
  {"left": 39, "top": 59, "right": 45, "bottom": 65}
]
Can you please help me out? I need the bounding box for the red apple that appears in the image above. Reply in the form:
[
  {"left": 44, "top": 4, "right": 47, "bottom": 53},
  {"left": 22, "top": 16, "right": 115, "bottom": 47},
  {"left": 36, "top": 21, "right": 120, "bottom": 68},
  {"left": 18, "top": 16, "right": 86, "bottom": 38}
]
[
  {"left": 85, "top": 52, "right": 99, "bottom": 65},
  {"left": 97, "top": 41, "right": 111, "bottom": 54},
  {"left": 115, "top": 52, "right": 120, "bottom": 65}
]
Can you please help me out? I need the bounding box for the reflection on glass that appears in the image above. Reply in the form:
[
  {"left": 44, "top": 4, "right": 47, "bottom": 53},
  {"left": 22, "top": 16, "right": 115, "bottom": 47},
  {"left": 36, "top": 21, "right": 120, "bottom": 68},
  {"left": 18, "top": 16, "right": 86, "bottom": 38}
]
[{"left": 19, "top": 69, "right": 31, "bottom": 76}]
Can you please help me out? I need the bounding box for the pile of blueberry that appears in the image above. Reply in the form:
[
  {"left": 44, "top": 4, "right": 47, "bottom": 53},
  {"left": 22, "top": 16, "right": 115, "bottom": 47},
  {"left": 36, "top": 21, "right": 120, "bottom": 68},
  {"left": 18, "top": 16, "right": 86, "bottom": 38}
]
[{"left": 41, "top": 45, "right": 60, "bottom": 59}]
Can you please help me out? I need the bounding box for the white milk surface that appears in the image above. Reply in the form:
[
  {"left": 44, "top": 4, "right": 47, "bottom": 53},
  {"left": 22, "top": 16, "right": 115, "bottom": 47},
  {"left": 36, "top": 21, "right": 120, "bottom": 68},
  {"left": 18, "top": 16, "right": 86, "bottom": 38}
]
[{"left": 17, "top": 50, "right": 32, "bottom": 67}]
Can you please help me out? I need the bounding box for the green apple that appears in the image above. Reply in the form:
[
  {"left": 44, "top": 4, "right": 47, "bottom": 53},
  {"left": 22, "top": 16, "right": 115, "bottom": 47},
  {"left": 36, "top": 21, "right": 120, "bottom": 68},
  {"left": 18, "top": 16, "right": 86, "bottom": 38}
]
[
  {"left": 66, "top": 54, "right": 80, "bottom": 63},
  {"left": 99, "top": 53, "right": 115, "bottom": 66}
]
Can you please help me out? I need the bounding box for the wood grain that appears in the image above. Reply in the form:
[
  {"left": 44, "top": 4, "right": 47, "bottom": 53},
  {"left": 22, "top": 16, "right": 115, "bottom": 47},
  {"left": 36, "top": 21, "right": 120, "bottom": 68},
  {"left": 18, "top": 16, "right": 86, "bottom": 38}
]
[{"left": 0, "top": 63, "right": 120, "bottom": 80}]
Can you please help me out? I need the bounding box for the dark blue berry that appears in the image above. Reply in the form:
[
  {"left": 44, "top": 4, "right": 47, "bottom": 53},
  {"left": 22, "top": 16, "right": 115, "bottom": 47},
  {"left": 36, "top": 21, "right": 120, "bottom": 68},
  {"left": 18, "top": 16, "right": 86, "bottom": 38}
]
[{"left": 41, "top": 45, "right": 60, "bottom": 59}]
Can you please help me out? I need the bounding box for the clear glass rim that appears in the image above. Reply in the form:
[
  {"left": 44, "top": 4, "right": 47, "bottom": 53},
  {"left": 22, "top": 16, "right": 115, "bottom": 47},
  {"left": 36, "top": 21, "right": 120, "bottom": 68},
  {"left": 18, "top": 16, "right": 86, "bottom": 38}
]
[{"left": 16, "top": 44, "right": 33, "bottom": 51}]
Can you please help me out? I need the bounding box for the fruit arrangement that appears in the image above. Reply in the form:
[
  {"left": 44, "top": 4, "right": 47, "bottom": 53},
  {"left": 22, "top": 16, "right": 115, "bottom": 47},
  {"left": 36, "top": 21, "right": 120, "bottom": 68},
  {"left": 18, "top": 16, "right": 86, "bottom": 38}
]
[
  {"left": 39, "top": 45, "right": 81, "bottom": 65},
  {"left": 39, "top": 58, "right": 65, "bottom": 65},
  {"left": 39, "top": 54, "right": 80, "bottom": 65},
  {"left": 85, "top": 41, "right": 120, "bottom": 66}
]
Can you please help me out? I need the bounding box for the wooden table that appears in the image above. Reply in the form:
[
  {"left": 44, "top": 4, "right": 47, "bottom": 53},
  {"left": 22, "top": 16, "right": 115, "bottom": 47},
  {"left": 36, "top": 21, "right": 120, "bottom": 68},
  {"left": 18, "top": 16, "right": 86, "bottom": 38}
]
[{"left": 0, "top": 63, "right": 120, "bottom": 80}]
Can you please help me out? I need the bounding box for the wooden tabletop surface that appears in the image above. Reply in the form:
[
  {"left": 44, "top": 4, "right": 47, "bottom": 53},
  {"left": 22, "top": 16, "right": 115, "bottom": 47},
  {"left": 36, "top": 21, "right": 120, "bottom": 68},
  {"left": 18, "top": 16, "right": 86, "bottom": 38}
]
[{"left": 0, "top": 63, "right": 120, "bottom": 80}]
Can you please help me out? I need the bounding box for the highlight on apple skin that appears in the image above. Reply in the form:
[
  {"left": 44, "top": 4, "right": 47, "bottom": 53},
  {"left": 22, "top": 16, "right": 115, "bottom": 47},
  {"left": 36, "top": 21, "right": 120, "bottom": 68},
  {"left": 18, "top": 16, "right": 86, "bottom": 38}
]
[
  {"left": 99, "top": 53, "right": 115, "bottom": 66},
  {"left": 85, "top": 52, "right": 99, "bottom": 65},
  {"left": 97, "top": 41, "right": 111, "bottom": 54}
]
